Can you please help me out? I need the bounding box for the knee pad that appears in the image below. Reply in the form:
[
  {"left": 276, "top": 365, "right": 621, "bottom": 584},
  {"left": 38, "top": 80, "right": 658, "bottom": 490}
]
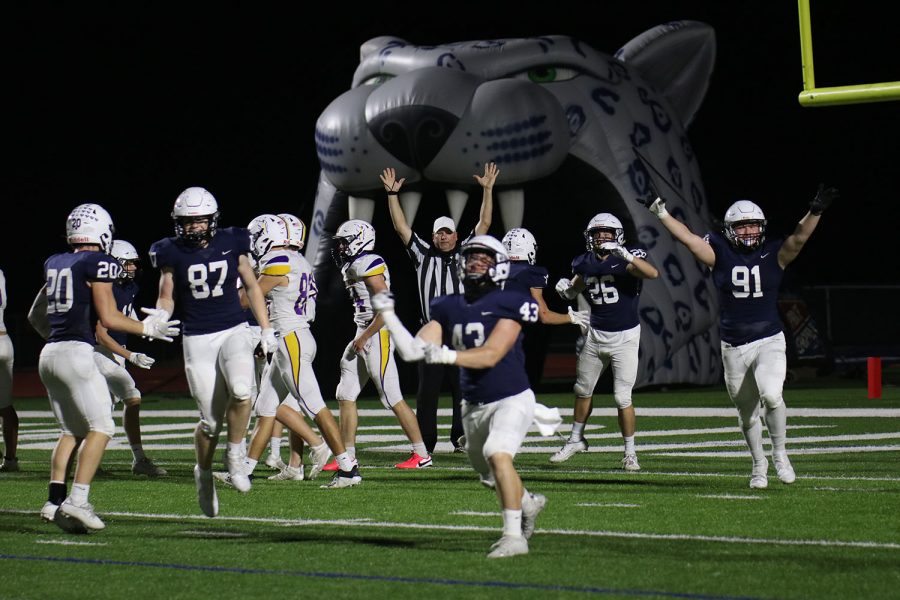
[
  {"left": 614, "top": 395, "right": 633, "bottom": 410},
  {"left": 93, "top": 415, "right": 116, "bottom": 438},
  {"left": 737, "top": 413, "right": 761, "bottom": 431},
  {"left": 230, "top": 380, "right": 252, "bottom": 401},
  {"left": 335, "top": 380, "right": 360, "bottom": 403},
  {"left": 573, "top": 381, "right": 593, "bottom": 398},
  {"left": 760, "top": 394, "right": 784, "bottom": 411}
]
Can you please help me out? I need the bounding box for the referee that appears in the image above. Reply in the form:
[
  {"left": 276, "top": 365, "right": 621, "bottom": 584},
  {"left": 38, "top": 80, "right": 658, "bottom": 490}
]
[{"left": 380, "top": 163, "right": 498, "bottom": 453}]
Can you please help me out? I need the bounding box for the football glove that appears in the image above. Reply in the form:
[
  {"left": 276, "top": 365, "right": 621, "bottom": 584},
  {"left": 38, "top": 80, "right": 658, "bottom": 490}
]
[
  {"left": 600, "top": 242, "right": 634, "bottom": 263},
  {"left": 424, "top": 343, "right": 457, "bottom": 365},
  {"left": 371, "top": 290, "right": 395, "bottom": 313},
  {"left": 260, "top": 327, "right": 277, "bottom": 361},
  {"left": 555, "top": 278, "right": 578, "bottom": 300},
  {"left": 127, "top": 352, "right": 155, "bottom": 369},
  {"left": 647, "top": 196, "right": 669, "bottom": 218},
  {"left": 140, "top": 308, "right": 180, "bottom": 342},
  {"left": 810, "top": 183, "right": 838, "bottom": 215},
  {"left": 567, "top": 306, "right": 590, "bottom": 335}
]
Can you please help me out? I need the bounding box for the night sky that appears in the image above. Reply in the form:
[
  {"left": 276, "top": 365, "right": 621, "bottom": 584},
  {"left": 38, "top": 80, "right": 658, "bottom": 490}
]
[{"left": 5, "top": 3, "right": 898, "bottom": 370}]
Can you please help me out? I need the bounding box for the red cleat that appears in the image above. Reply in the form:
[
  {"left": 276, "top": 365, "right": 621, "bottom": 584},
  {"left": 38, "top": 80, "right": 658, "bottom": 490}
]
[{"left": 394, "top": 453, "right": 432, "bottom": 469}]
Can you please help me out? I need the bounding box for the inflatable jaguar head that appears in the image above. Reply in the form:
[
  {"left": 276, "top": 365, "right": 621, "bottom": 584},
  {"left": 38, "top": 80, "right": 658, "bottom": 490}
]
[{"left": 309, "top": 21, "right": 722, "bottom": 387}]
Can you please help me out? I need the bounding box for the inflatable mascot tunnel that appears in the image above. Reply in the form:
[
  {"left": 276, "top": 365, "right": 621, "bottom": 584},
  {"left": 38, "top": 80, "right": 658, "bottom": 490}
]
[{"left": 309, "top": 21, "right": 722, "bottom": 388}]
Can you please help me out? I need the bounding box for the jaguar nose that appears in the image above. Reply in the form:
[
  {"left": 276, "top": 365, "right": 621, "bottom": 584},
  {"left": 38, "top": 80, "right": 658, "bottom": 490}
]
[{"left": 368, "top": 106, "right": 459, "bottom": 171}]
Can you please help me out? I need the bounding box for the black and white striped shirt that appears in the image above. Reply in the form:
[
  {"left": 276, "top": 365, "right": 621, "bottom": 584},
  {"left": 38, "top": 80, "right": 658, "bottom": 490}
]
[{"left": 406, "top": 231, "right": 472, "bottom": 325}]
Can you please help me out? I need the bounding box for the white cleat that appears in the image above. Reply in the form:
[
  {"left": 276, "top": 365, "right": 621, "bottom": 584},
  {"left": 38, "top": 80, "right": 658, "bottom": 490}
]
[
  {"left": 774, "top": 454, "right": 796, "bottom": 484},
  {"left": 226, "top": 454, "right": 252, "bottom": 493},
  {"left": 194, "top": 465, "right": 219, "bottom": 517},
  {"left": 549, "top": 439, "right": 588, "bottom": 463},
  {"left": 320, "top": 463, "right": 361, "bottom": 489},
  {"left": 40, "top": 501, "right": 59, "bottom": 523},
  {"left": 622, "top": 454, "right": 641, "bottom": 471},
  {"left": 749, "top": 459, "right": 769, "bottom": 489},
  {"left": 55, "top": 499, "right": 105, "bottom": 533},
  {"left": 487, "top": 534, "right": 529, "bottom": 558},
  {"left": 268, "top": 465, "right": 304, "bottom": 481},
  {"left": 521, "top": 493, "right": 547, "bottom": 540},
  {"left": 307, "top": 443, "right": 333, "bottom": 480},
  {"left": 264, "top": 453, "right": 286, "bottom": 471}
]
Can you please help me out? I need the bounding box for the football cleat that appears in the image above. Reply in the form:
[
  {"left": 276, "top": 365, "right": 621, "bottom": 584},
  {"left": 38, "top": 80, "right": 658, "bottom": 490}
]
[
  {"left": 549, "top": 438, "right": 588, "bottom": 463},
  {"left": 749, "top": 459, "right": 769, "bottom": 489},
  {"left": 40, "top": 501, "right": 59, "bottom": 523},
  {"left": 55, "top": 499, "right": 104, "bottom": 533},
  {"left": 194, "top": 465, "right": 219, "bottom": 517},
  {"left": 132, "top": 457, "right": 167, "bottom": 477},
  {"left": 395, "top": 453, "right": 432, "bottom": 469},
  {"left": 268, "top": 465, "right": 304, "bottom": 481},
  {"left": 320, "top": 463, "right": 361, "bottom": 489},
  {"left": 487, "top": 534, "right": 529, "bottom": 558},
  {"left": 622, "top": 454, "right": 641, "bottom": 472},
  {"left": 521, "top": 492, "right": 547, "bottom": 540},
  {"left": 322, "top": 459, "right": 340, "bottom": 472},
  {"left": 307, "top": 443, "right": 333, "bottom": 480},
  {"left": 0, "top": 457, "right": 20, "bottom": 472},
  {"left": 226, "top": 454, "right": 252, "bottom": 493},
  {"left": 774, "top": 454, "right": 796, "bottom": 484},
  {"left": 264, "top": 453, "right": 286, "bottom": 471}
]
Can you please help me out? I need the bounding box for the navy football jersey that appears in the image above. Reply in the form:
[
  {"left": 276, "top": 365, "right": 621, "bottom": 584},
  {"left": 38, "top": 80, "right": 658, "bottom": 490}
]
[
  {"left": 430, "top": 287, "right": 538, "bottom": 404},
  {"left": 706, "top": 231, "right": 785, "bottom": 345},
  {"left": 149, "top": 227, "right": 251, "bottom": 335},
  {"left": 44, "top": 251, "right": 121, "bottom": 344},
  {"left": 108, "top": 279, "right": 138, "bottom": 346},
  {"left": 505, "top": 261, "right": 549, "bottom": 296},
  {"left": 571, "top": 246, "right": 646, "bottom": 332}
]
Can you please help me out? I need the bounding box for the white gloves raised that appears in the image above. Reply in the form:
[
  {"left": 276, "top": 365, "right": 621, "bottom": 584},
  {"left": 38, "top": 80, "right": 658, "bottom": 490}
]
[
  {"left": 648, "top": 196, "right": 669, "bottom": 219},
  {"left": 600, "top": 242, "right": 634, "bottom": 263},
  {"left": 140, "top": 308, "right": 181, "bottom": 342},
  {"left": 555, "top": 278, "right": 579, "bottom": 300},
  {"left": 127, "top": 352, "right": 155, "bottom": 369},
  {"left": 260, "top": 327, "right": 277, "bottom": 358},
  {"left": 567, "top": 306, "right": 590, "bottom": 335},
  {"left": 424, "top": 343, "right": 457, "bottom": 365},
  {"left": 371, "top": 290, "right": 395, "bottom": 313}
]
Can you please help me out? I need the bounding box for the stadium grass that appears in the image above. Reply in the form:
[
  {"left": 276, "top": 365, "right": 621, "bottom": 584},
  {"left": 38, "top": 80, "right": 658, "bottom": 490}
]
[{"left": 1, "top": 382, "right": 898, "bottom": 599}]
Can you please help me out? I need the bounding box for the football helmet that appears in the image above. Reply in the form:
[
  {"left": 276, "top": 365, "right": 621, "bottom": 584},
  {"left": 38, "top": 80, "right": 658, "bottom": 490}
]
[
  {"left": 248, "top": 214, "right": 288, "bottom": 259},
  {"left": 278, "top": 213, "right": 307, "bottom": 250},
  {"left": 331, "top": 219, "right": 376, "bottom": 265},
  {"left": 724, "top": 200, "right": 766, "bottom": 250},
  {"left": 457, "top": 234, "right": 510, "bottom": 292},
  {"left": 584, "top": 213, "right": 625, "bottom": 254},
  {"left": 172, "top": 186, "right": 219, "bottom": 245},
  {"left": 110, "top": 239, "right": 140, "bottom": 280},
  {"left": 502, "top": 228, "right": 538, "bottom": 265},
  {"left": 66, "top": 203, "right": 115, "bottom": 253}
]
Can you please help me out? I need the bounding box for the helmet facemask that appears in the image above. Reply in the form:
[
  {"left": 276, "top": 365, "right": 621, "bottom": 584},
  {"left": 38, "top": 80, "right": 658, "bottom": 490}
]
[
  {"left": 174, "top": 214, "right": 219, "bottom": 246},
  {"left": 331, "top": 220, "right": 375, "bottom": 266},
  {"left": 456, "top": 236, "right": 510, "bottom": 300},
  {"left": 725, "top": 220, "right": 766, "bottom": 250},
  {"left": 585, "top": 226, "right": 623, "bottom": 256}
]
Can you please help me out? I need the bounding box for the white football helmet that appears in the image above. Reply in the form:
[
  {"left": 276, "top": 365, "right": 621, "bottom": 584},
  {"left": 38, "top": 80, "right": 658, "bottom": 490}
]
[
  {"left": 457, "top": 234, "right": 510, "bottom": 291},
  {"left": 584, "top": 212, "right": 625, "bottom": 254},
  {"left": 278, "top": 213, "right": 307, "bottom": 250},
  {"left": 110, "top": 239, "right": 140, "bottom": 280},
  {"left": 248, "top": 214, "right": 288, "bottom": 259},
  {"left": 724, "top": 200, "right": 767, "bottom": 250},
  {"left": 66, "top": 203, "right": 115, "bottom": 253},
  {"left": 502, "top": 228, "right": 538, "bottom": 265},
  {"left": 172, "top": 186, "right": 219, "bottom": 245},
  {"left": 332, "top": 219, "right": 376, "bottom": 265}
]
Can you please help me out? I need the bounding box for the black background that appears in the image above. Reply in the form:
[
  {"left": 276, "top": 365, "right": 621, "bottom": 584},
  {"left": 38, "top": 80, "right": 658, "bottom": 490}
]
[{"left": 5, "top": 3, "right": 898, "bottom": 382}]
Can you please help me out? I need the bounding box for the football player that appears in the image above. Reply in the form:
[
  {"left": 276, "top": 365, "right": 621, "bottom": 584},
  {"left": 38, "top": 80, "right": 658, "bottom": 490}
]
[
  {"left": 644, "top": 183, "right": 838, "bottom": 488},
  {"left": 373, "top": 235, "right": 548, "bottom": 559},
  {"left": 149, "top": 187, "right": 275, "bottom": 516},
  {"left": 0, "top": 268, "right": 18, "bottom": 473},
  {"left": 325, "top": 219, "right": 431, "bottom": 478},
  {"left": 553, "top": 213, "right": 659, "bottom": 471},
  {"left": 35, "top": 204, "right": 179, "bottom": 532}
]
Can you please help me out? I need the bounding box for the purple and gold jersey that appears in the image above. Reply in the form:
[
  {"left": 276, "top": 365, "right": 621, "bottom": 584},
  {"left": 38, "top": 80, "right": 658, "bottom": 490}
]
[
  {"left": 706, "top": 231, "right": 785, "bottom": 345},
  {"left": 430, "top": 287, "right": 538, "bottom": 404},
  {"left": 505, "top": 262, "right": 548, "bottom": 296},
  {"left": 44, "top": 251, "right": 121, "bottom": 344},
  {"left": 571, "top": 245, "right": 646, "bottom": 332},
  {"left": 149, "top": 227, "right": 251, "bottom": 336},
  {"left": 108, "top": 279, "right": 138, "bottom": 346}
]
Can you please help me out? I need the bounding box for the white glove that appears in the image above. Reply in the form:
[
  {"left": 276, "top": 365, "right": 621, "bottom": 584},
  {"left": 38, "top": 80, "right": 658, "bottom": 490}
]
[
  {"left": 260, "top": 327, "right": 277, "bottom": 358},
  {"left": 555, "top": 278, "right": 578, "bottom": 300},
  {"left": 648, "top": 196, "right": 669, "bottom": 218},
  {"left": 424, "top": 343, "right": 457, "bottom": 365},
  {"left": 127, "top": 352, "right": 155, "bottom": 369},
  {"left": 140, "top": 308, "right": 180, "bottom": 342},
  {"left": 567, "top": 306, "right": 590, "bottom": 335},
  {"left": 600, "top": 242, "right": 634, "bottom": 263},
  {"left": 371, "top": 290, "right": 395, "bottom": 313}
]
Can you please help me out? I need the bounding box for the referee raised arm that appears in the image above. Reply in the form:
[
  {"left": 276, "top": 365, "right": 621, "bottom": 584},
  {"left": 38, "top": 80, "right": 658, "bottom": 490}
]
[{"left": 380, "top": 163, "right": 498, "bottom": 453}]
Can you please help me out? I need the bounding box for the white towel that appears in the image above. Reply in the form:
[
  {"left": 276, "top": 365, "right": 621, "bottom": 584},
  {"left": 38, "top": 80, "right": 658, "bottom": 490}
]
[{"left": 532, "top": 403, "right": 563, "bottom": 436}]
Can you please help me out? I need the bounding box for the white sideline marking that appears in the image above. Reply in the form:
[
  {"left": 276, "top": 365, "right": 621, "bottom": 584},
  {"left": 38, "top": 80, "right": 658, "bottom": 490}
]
[
  {"left": 697, "top": 494, "right": 764, "bottom": 500},
  {"left": 576, "top": 503, "right": 640, "bottom": 508},
  {"left": 655, "top": 445, "right": 900, "bottom": 457},
  {"left": 450, "top": 511, "right": 497, "bottom": 517},
  {"left": 36, "top": 539, "right": 107, "bottom": 546},
  {"left": 14, "top": 509, "right": 899, "bottom": 551}
]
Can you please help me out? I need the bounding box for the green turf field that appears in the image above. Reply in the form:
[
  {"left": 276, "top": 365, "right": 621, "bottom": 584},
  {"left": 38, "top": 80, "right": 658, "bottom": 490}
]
[{"left": 2, "top": 383, "right": 898, "bottom": 599}]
